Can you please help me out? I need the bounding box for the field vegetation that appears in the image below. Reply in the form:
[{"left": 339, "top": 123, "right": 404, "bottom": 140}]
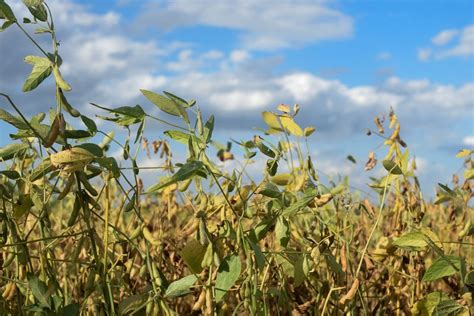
[{"left": 0, "top": 1, "right": 473, "bottom": 315}]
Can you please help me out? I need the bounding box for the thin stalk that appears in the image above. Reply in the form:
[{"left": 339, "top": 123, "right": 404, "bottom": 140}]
[
  {"left": 14, "top": 22, "right": 49, "bottom": 57},
  {"left": 355, "top": 174, "right": 391, "bottom": 276}
]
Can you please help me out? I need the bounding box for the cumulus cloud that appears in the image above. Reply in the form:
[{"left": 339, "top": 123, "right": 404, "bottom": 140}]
[
  {"left": 418, "top": 24, "right": 474, "bottom": 61},
  {"left": 135, "top": 0, "right": 353, "bottom": 50},
  {"left": 436, "top": 25, "right": 474, "bottom": 59},
  {"left": 463, "top": 136, "right": 474, "bottom": 147},
  {"left": 432, "top": 29, "right": 459, "bottom": 46},
  {"left": 376, "top": 52, "right": 392, "bottom": 60},
  {"left": 417, "top": 48, "right": 432, "bottom": 62},
  {"left": 230, "top": 50, "right": 250, "bottom": 63}
]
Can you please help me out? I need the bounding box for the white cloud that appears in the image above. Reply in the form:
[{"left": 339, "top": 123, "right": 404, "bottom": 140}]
[
  {"left": 137, "top": 0, "right": 353, "bottom": 50},
  {"left": 277, "top": 73, "right": 339, "bottom": 102},
  {"left": 413, "top": 157, "right": 428, "bottom": 174},
  {"left": 376, "top": 52, "right": 392, "bottom": 60},
  {"left": 417, "top": 48, "right": 432, "bottom": 61},
  {"left": 418, "top": 24, "right": 474, "bottom": 61},
  {"left": 202, "top": 50, "right": 224, "bottom": 60},
  {"left": 209, "top": 90, "right": 275, "bottom": 111},
  {"left": 230, "top": 50, "right": 250, "bottom": 63},
  {"left": 62, "top": 34, "right": 159, "bottom": 76},
  {"left": 463, "top": 136, "right": 474, "bottom": 147},
  {"left": 436, "top": 25, "right": 474, "bottom": 59},
  {"left": 432, "top": 29, "right": 459, "bottom": 46},
  {"left": 96, "top": 74, "right": 167, "bottom": 105}
]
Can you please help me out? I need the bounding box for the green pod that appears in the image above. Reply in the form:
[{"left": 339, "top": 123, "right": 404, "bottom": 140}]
[
  {"left": 58, "top": 88, "right": 80, "bottom": 117},
  {"left": 2, "top": 252, "right": 15, "bottom": 268},
  {"left": 78, "top": 172, "right": 98, "bottom": 196},
  {"left": 139, "top": 264, "right": 147, "bottom": 278},
  {"left": 53, "top": 65, "right": 72, "bottom": 91},
  {"left": 84, "top": 270, "right": 96, "bottom": 297},
  {"left": 130, "top": 224, "right": 142, "bottom": 240},
  {"left": 83, "top": 191, "right": 101, "bottom": 211},
  {"left": 57, "top": 174, "right": 74, "bottom": 200},
  {"left": 146, "top": 298, "right": 154, "bottom": 315},
  {"left": 67, "top": 195, "right": 81, "bottom": 227}
]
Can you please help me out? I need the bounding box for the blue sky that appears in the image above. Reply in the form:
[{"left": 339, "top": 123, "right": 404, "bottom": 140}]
[{"left": 0, "top": 0, "right": 473, "bottom": 197}]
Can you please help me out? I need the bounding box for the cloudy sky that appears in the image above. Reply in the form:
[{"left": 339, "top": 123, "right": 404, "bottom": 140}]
[{"left": 0, "top": 0, "right": 473, "bottom": 197}]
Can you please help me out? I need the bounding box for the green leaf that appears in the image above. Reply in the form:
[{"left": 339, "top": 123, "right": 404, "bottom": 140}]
[
  {"left": 393, "top": 231, "right": 427, "bottom": 251},
  {"left": 437, "top": 183, "right": 455, "bottom": 196},
  {"left": 163, "top": 91, "right": 190, "bottom": 108},
  {"left": 412, "top": 292, "right": 465, "bottom": 316},
  {"left": 464, "top": 270, "right": 474, "bottom": 286},
  {"left": 164, "top": 130, "right": 192, "bottom": 144},
  {"left": 0, "top": 143, "right": 29, "bottom": 161},
  {"left": 23, "top": 0, "right": 48, "bottom": 22},
  {"left": 140, "top": 89, "right": 182, "bottom": 117},
  {"left": 146, "top": 160, "right": 205, "bottom": 193},
  {"left": 281, "top": 188, "right": 318, "bottom": 216},
  {"left": 259, "top": 182, "right": 281, "bottom": 198},
  {"left": 180, "top": 239, "right": 207, "bottom": 274},
  {"left": 22, "top": 55, "right": 52, "bottom": 92},
  {"left": 254, "top": 137, "right": 276, "bottom": 158},
  {"left": 118, "top": 293, "right": 148, "bottom": 315},
  {"left": 275, "top": 216, "right": 290, "bottom": 247},
  {"left": 422, "top": 256, "right": 461, "bottom": 282},
  {"left": 27, "top": 273, "right": 51, "bottom": 308},
  {"left": 382, "top": 160, "right": 403, "bottom": 175},
  {"left": 164, "top": 274, "right": 198, "bottom": 298},
  {"left": 247, "top": 239, "right": 265, "bottom": 270},
  {"left": 434, "top": 195, "right": 452, "bottom": 205},
  {"left": 0, "top": 19, "right": 14, "bottom": 31},
  {"left": 266, "top": 158, "right": 278, "bottom": 176},
  {"left": 203, "top": 115, "right": 214, "bottom": 143},
  {"left": 75, "top": 143, "right": 103, "bottom": 157},
  {"left": 94, "top": 104, "right": 145, "bottom": 126},
  {"left": 294, "top": 254, "right": 311, "bottom": 287},
  {"left": 60, "top": 303, "right": 80, "bottom": 316},
  {"left": 215, "top": 254, "right": 241, "bottom": 302},
  {"left": 253, "top": 217, "right": 277, "bottom": 241},
  {"left": 0, "top": 0, "right": 16, "bottom": 21},
  {"left": 346, "top": 155, "right": 357, "bottom": 164},
  {"left": 96, "top": 157, "right": 120, "bottom": 178},
  {"left": 0, "top": 170, "right": 20, "bottom": 180},
  {"left": 81, "top": 115, "right": 97, "bottom": 134}
]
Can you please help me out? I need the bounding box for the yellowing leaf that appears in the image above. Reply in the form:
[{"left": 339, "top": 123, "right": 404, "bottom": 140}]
[
  {"left": 50, "top": 147, "right": 95, "bottom": 167},
  {"left": 303, "top": 127, "right": 316, "bottom": 137},
  {"left": 271, "top": 173, "right": 292, "bottom": 186},
  {"left": 277, "top": 104, "right": 290, "bottom": 113},
  {"left": 280, "top": 116, "right": 303, "bottom": 137},
  {"left": 456, "top": 149, "right": 472, "bottom": 158},
  {"left": 262, "top": 111, "right": 282, "bottom": 131}
]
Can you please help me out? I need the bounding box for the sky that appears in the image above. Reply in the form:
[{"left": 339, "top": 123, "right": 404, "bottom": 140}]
[{"left": 0, "top": 0, "right": 473, "bottom": 198}]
